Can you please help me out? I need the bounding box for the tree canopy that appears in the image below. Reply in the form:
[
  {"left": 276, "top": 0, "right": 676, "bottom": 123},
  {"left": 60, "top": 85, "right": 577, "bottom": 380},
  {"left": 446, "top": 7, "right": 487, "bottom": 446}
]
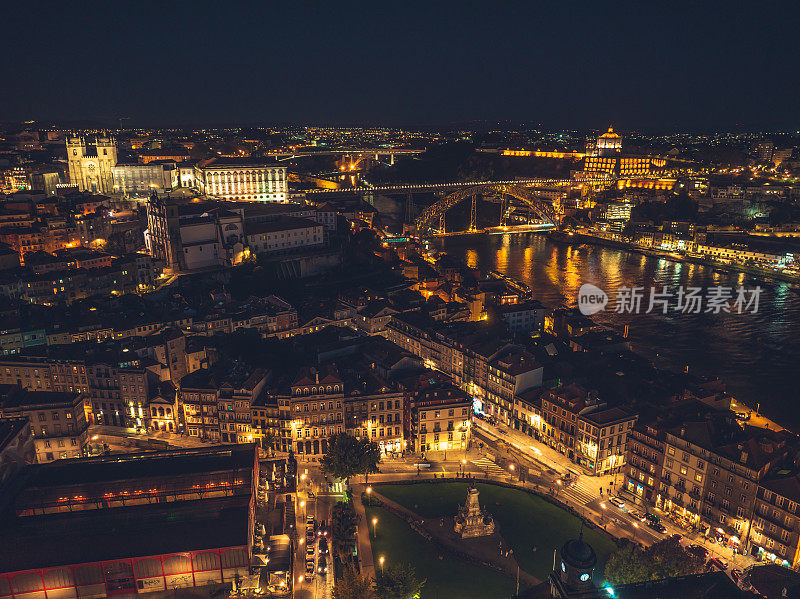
[
  {"left": 331, "top": 501, "right": 359, "bottom": 559},
  {"left": 333, "top": 565, "right": 376, "bottom": 599},
  {"left": 321, "top": 433, "right": 381, "bottom": 481},
  {"left": 604, "top": 537, "right": 705, "bottom": 585},
  {"left": 373, "top": 562, "right": 425, "bottom": 599}
]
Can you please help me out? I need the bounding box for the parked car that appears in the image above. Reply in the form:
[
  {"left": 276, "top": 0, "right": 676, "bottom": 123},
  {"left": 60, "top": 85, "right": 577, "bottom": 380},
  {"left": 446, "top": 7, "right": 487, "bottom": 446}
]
[
  {"left": 318, "top": 556, "right": 328, "bottom": 576},
  {"left": 647, "top": 521, "right": 667, "bottom": 534},
  {"left": 669, "top": 533, "right": 683, "bottom": 544},
  {"left": 608, "top": 497, "right": 625, "bottom": 510},
  {"left": 306, "top": 545, "right": 315, "bottom": 558},
  {"left": 707, "top": 557, "right": 728, "bottom": 571},
  {"left": 305, "top": 560, "right": 315, "bottom": 575},
  {"left": 687, "top": 544, "right": 709, "bottom": 559},
  {"left": 319, "top": 538, "right": 329, "bottom": 555},
  {"left": 306, "top": 526, "right": 315, "bottom": 542}
]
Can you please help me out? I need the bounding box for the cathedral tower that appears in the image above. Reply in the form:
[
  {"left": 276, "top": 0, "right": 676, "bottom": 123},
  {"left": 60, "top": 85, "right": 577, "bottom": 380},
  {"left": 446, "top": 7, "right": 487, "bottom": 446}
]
[{"left": 65, "top": 134, "right": 118, "bottom": 193}]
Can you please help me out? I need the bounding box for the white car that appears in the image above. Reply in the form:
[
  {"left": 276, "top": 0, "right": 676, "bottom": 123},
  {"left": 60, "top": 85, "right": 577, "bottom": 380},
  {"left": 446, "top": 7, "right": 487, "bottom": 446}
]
[{"left": 608, "top": 497, "right": 625, "bottom": 509}]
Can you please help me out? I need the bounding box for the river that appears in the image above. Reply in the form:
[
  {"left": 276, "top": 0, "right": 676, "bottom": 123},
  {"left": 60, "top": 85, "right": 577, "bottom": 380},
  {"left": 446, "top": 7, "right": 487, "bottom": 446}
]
[{"left": 432, "top": 232, "right": 800, "bottom": 429}]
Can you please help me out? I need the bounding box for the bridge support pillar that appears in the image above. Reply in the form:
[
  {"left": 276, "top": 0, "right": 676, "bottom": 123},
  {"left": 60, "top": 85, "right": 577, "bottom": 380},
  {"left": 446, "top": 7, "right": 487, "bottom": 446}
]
[
  {"left": 469, "top": 194, "right": 477, "bottom": 231},
  {"left": 405, "top": 193, "right": 414, "bottom": 224}
]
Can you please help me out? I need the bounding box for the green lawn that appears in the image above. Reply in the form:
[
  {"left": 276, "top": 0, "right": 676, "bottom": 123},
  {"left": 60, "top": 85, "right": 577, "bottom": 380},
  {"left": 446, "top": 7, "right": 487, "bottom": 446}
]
[
  {"left": 365, "top": 505, "right": 515, "bottom": 599},
  {"left": 375, "top": 482, "right": 616, "bottom": 582}
]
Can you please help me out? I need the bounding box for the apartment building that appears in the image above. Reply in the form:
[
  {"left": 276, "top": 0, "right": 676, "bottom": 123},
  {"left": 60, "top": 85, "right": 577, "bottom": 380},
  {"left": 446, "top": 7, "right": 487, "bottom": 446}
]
[
  {"left": 387, "top": 313, "right": 542, "bottom": 415},
  {"left": 752, "top": 470, "right": 800, "bottom": 567},
  {"left": 0, "top": 386, "right": 89, "bottom": 462},
  {"left": 289, "top": 366, "right": 345, "bottom": 458},
  {"left": 626, "top": 418, "right": 668, "bottom": 507},
  {"left": 539, "top": 384, "right": 636, "bottom": 476},
  {"left": 179, "top": 373, "right": 221, "bottom": 442},
  {"left": 395, "top": 372, "right": 472, "bottom": 455},
  {"left": 344, "top": 389, "right": 404, "bottom": 455},
  {"left": 657, "top": 416, "right": 789, "bottom": 552},
  {"left": 288, "top": 365, "right": 406, "bottom": 459},
  {"left": 482, "top": 351, "right": 542, "bottom": 425},
  {"left": 250, "top": 396, "right": 286, "bottom": 453},
  {"left": 415, "top": 388, "right": 471, "bottom": 455},
  {"left": 217, "top": 369, "right": 268, "bottom": 444}
]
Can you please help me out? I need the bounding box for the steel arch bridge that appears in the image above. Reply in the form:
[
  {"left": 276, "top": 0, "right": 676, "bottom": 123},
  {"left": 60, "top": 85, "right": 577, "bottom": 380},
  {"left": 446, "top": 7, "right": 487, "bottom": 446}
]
[{"left": 414, "top": 183, "right": 558, "bottom": 234}]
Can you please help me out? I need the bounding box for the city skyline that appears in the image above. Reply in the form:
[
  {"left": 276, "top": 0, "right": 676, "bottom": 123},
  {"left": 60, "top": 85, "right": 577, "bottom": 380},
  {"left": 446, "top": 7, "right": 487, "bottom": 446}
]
[
  {"left": 2, "top": 4, "right": 800, "bottom": 596},
  {"left": 2, "top": 2, "right": 799, "bottom": 129}
]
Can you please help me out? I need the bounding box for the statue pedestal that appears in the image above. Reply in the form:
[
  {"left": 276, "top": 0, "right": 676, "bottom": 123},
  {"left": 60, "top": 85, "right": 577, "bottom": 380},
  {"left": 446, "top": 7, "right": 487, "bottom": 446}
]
[{"left": 454, "top": 487, "right": 495, "bottom": 538}]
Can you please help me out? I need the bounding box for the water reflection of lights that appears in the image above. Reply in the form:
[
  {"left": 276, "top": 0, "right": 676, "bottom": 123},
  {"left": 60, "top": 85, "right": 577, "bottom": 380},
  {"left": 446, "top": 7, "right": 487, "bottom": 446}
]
[
  {"left": 495, "top": 245, "right": 509, "bottom": 270},
  {"left": 522, "top": 246, "right": 533, "bottom": 281},
  {"left": 466, "top": 249, "right": 478, "bottom": 269}
]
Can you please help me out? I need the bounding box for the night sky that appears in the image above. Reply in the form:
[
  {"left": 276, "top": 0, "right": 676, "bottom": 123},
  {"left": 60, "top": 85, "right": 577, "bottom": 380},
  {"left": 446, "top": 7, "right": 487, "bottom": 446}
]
[{"left": 2, "top": 1, "right": 798, "bottom": 130}]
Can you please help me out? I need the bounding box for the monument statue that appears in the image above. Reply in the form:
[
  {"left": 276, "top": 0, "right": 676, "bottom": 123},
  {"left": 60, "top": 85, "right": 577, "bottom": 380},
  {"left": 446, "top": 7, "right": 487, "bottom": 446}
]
[{"left": 454, "top": 485, "right": 495, "bottom": 538}]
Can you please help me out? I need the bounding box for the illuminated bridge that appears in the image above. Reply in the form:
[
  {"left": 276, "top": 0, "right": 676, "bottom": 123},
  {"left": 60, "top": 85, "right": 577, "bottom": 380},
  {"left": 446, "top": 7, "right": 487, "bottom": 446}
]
[
  {"left": 268, "top": 148, "right": 424, "bottom": 162},
  {"left": 305, "top": 177, "right": 578, "bottom": 196},
  {"left": 414, "top": 183, "right": 560, "bottom": 235}
]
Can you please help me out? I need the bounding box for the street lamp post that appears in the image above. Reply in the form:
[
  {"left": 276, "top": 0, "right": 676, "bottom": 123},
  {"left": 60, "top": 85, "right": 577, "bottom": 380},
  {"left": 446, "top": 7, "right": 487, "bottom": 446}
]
[
  {"left": 379, "top": 556, "right": 385, "bottom": 572},
  {"left": 371, "top": 517, "right": 378, "bottom": 539}
]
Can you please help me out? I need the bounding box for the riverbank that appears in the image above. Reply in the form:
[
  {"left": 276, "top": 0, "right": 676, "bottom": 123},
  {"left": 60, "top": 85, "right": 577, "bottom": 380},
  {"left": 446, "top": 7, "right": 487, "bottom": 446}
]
[
  {"left": 548, "top": 230, "right": 800, "bottom": 284},
  {"left": 473, "top": 235, "right": 790, "bottom": 434}
]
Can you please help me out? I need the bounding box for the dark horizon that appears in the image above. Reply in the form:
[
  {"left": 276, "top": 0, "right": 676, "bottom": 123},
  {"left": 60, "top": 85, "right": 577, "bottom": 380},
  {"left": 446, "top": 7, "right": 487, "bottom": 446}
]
[{"left": 3, "top": 2, "right": 799, "bottom": 131}]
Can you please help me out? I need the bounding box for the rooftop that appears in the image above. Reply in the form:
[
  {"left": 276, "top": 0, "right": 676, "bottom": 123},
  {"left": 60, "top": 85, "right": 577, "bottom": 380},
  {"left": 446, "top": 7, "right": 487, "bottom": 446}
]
[
  {"left": 0, "top": 417, "right": 28, "bottom": 452},
  {"left": 246, "top": 216, "right": 320, "bottom": 236},
  {"left": 0, "top": 386, "right": 82, "bottom": 409},
  {"left": 0, "top": 494, "right": 250, "bottom": 573}
]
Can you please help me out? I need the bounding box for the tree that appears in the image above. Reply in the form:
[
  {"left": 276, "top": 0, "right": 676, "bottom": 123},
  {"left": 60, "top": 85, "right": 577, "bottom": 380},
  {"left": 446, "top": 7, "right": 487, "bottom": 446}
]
[
  {"left": 605, "top": 537, "right": 705, "bottom": 585},
  {"left": 373, "top": 563, "right": 425, "bottom": 599},
  {"left": 333, "top": 565, "right": 375, "bottom": 599},
  {"left": 321, "top": 433, "right": 381, "bottom": 482},
  {"left": 331, "top": 501, "right": 359, "bottom": 560},
  {"left": 261, "top": 430, "right": 277, "bottom": 456}
]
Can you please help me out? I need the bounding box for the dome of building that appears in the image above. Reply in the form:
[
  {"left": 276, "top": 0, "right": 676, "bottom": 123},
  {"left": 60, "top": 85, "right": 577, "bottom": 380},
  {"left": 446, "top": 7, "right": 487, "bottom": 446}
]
[
  {"left": 599, "top": 126, "right": 620, "bottom": 139},
  {"left": 596, "top": 126, "right": 622, "bottom": 156},
  {"left": 560, "top": 537, "right": 597, "bottom": 570}
]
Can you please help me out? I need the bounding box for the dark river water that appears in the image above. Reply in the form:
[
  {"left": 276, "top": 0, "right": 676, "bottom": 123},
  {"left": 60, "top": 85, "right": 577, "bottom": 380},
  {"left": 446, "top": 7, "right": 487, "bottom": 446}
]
[{"left": 431, "top": 232, "right": 800, "bottom": 428}]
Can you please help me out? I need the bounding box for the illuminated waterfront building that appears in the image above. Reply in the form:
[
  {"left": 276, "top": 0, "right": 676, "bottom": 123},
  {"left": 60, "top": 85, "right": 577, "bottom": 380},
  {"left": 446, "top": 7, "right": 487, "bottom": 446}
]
[
  {"left": 583, "top": 126, "right": 663, "bottom": 178},
  {"left": 195, "top": 158, "right": 287, "bottom": 203},
  {"left": 595, "top": 126, "right": 622, "bottom": 156}
]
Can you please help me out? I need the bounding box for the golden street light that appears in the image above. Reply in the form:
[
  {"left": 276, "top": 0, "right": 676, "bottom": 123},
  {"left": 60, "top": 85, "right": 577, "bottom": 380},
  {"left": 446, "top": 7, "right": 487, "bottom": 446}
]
[
  {"left": 379, "top": 556, "right": 385, "bottom": 572},
  {"left": 371, "top": 517, "right": 378, "bottom": 538}
]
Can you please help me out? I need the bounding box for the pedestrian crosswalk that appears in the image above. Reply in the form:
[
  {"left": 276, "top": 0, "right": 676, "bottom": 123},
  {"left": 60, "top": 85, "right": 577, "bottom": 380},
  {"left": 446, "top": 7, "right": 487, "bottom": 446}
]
[
  {"left": 472, "top": 457, "right": 509, "bottom": 476},
  {"left": 560, "top": 484, "right": 596, "bottom": 506}
]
